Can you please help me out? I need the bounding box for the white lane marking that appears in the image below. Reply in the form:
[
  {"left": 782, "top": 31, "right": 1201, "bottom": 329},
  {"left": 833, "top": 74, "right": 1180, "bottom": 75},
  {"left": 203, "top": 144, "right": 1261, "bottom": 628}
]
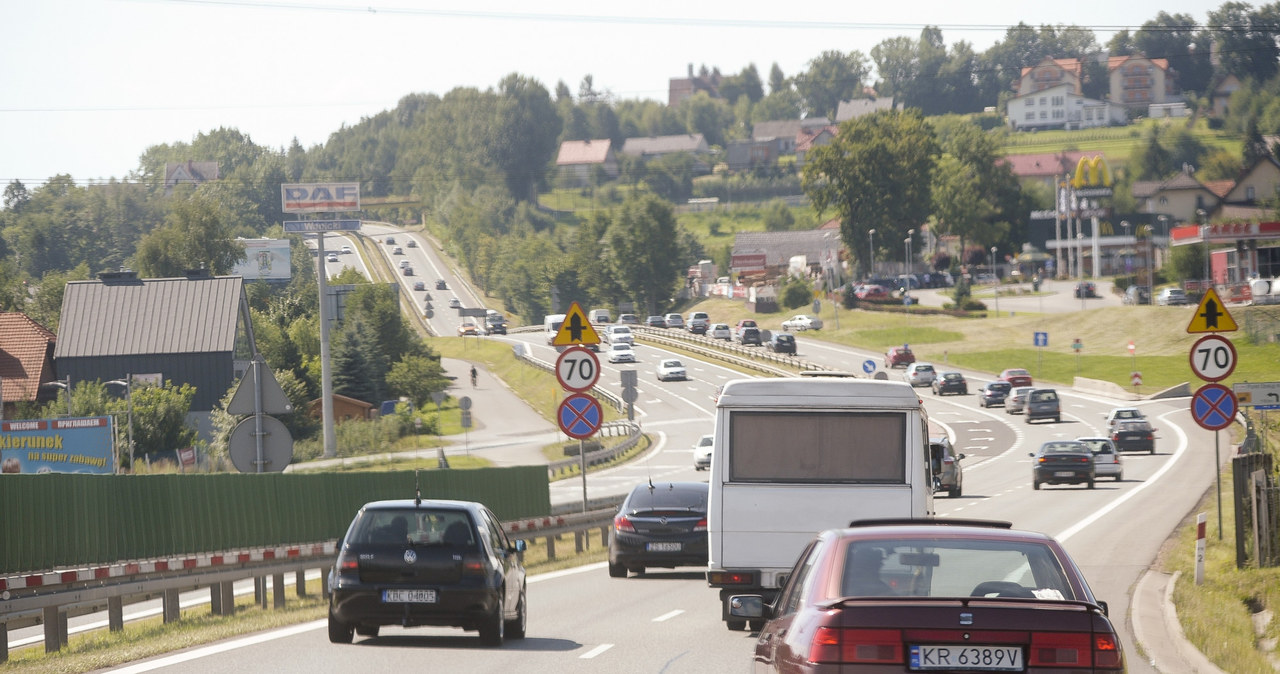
[
  {"left": 1054, "top": 409, "right": 1190, "bottom": 543},
  {"left": 580, "top": 644, "right": 614, "bottom": 659},
  {"left": 106, "top": 621, "right": 327, "bottom": 673},
  {"left": 653, "top": 610, "right": 684, "bottom": 622}
]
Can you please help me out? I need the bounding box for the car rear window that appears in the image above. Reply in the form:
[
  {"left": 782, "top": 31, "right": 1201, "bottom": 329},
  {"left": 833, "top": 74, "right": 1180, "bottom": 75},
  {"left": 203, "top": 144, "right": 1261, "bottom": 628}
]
[
  {"left": 990, "top": 382, "right": 1011, "bottom": 392},
  {"left": 1030, "top": 390, "right": 1058, "bottom": 402},
  {"left": 349, "top": 508, "right": 476, "bottom": 548},
  {"left": 841, "top": 539, "right": 1075, "bottom": 600},
  {"left": 624, "top": 484, "right": 708, "bottom": 511}
]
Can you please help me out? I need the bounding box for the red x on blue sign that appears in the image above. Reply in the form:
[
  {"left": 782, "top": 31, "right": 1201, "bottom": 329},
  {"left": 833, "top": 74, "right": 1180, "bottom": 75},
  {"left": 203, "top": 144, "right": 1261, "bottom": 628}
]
[
  {"left": 558, "top": 393, "right": 602, "bottom": 439},
  {"left": 1191, "top": 383, "right": 1237, "bottom": 431}
]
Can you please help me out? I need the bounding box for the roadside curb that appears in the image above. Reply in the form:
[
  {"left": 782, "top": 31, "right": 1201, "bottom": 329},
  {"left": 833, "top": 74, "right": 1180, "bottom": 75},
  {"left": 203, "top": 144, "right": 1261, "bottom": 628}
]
[{"left": 1131, "top": 569, "right": 1226, "bottom": 673}]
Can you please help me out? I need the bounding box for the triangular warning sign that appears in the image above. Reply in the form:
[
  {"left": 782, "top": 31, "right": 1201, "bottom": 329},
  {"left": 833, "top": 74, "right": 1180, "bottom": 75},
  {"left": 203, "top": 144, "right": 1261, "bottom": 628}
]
[
  {"left": 552, "top": 302, "right": 601, "bottom": 346},
  {"left": 1186, "top": 287, "right": 1238, "bottom": 334},
  {"left": 227, "top": 356, "right": 294, "bottom": 415}
]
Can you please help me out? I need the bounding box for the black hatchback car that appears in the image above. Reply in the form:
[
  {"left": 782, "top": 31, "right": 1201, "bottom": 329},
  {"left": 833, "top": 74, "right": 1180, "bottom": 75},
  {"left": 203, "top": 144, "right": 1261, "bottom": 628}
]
[
  {"left": 609, "top": 481, "right": 709, "bottom": 578},
  {"left": 978, "top": 380, "right": 1012, "bottom": 407},
  {"left": 328, "top": 499, "right": 527, "bottom": 646},
  {"left": 1031, "top": 440, "right": 1096, "bottom": 489},
  {"left": 766, "top": 333, "right": 796, "bottom": 354}
]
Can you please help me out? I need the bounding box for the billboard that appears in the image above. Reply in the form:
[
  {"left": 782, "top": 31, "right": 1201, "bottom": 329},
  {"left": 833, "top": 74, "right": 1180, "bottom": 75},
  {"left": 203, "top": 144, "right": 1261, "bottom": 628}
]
[
  {"left": 234, "top": 238, "right": 292, "bottom": 281},
  {"left": 281, "top": 183, "right": 360, "bottom": 213},
  {"left": 0, "top": 417, "right": 115, "bottom": 474}
]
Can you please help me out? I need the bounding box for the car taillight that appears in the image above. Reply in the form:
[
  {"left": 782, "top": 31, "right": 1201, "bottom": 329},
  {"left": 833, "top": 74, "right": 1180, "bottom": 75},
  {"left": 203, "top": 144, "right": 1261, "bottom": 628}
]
[
  {"left": 942, "top": 457, "right": 954, "bottom": 465},
  {"left": 809, "top": 627, "right": 902, "bottom": 664},
  {"left": 694, "top": 517, "right": 707, "bottom": 532},
  {"left": 1028, "top": 631, "right": 1122, "bottom": 668},
  {"left": 614, "top": 515, "right": 635, "bottom": 533},
  {"left": 337, "top": 553, "right": 358, "bottom": 572},
  {"left": 461, "top": 552, "right": 487, "bottom": 576},
  {"left": 707, "top": 570, "right": 755, "bottom": 586},
  {"left": 1112, "top": 434, "right": 1120, "bottom": 442}
]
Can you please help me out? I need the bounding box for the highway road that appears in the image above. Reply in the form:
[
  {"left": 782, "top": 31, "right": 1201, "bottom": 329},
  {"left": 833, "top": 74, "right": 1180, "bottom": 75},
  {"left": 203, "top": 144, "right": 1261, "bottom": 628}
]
[{"left": 84, "top": 230, "right": 1222, "bottom": 672}]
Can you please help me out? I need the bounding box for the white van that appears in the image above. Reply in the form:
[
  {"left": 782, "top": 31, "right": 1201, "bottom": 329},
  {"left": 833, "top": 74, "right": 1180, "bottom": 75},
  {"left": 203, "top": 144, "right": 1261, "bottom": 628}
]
[
  {"left": 543, "top": 313, "right": 565, "bottom": 345},
  {"left": 706, "top": 376, "right": 934, "bottom": 630},
  {"left": 588, "top": 308, "right": 611, "bottom": 325}
]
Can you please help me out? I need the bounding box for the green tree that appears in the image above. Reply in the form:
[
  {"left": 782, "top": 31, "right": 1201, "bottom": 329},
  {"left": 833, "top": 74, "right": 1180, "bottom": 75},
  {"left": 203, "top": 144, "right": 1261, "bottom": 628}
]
[
  {"left": 604, "top": 192, "right": 686, "bottom": 315},
  {"left": 386, "top": 354, "right": 450, "bottom": 408},
  {"left": 803, "top": 110, "right": 939, "bottom": 274},
  {"left": 768, "top": 63, "right": 788, "bottom": 94},
  {"left": 780, "top": 276, "right": 813, "bottom": 309},
  {"left": 1135, "top": 13, "right": 1214, "bottom": 96},
  {"left": 763, "top": 200, "right": 796, "bottom": 231},
  {"left": 719, "top": 64, "right": 764, "bottom": 104},
  {"left": 794, "top": 50, "right": 870, "bottom": 119},
  {"left": 1208, "top": 2, "right": 1280, "bottom": 84},
  {"left": 494, "top": 73, "right": 563, "bottom": 201},
  {"left": 129, "top": 381, "right": 199, "bottom": 465},
  {"left": 331, "top": 320, "right": 381, "bottom": 404},
  {"left": 133, "top": 191, "right": 246, "bottom": 277}
]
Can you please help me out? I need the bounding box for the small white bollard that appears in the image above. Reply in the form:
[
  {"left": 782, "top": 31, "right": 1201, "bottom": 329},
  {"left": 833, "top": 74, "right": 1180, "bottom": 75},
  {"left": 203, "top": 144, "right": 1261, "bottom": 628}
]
[{"left": 1194, "top": 512, "right": 1207, "bottom": 585}]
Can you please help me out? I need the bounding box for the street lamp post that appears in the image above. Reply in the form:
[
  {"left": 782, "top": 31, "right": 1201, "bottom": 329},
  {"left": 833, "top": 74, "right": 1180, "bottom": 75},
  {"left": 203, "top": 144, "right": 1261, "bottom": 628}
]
[
  {"left": 867, "top": 228, "right": 876, "bottom": 278},
  {"left": 1198, "top": 209, "right": 1210, "bottom": 289},
  {"left": 106, "top": 375, "right": 134, "bottom": 470},
  {"left": 41, "top": 375, "right": 73, "bottom": 417},
  {"left": 990, "top": 246, "right": 999, "bottom": 317},
  {"left": 1121, "top": 220, "right": 1130, "bottom": 276}
]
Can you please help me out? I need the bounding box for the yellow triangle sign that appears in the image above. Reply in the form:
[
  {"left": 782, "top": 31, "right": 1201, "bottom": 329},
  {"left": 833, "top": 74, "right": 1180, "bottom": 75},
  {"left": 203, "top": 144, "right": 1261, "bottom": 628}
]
[
  {"left": 552, "top": 302, "right": 601, "bottom": 346},
  {"left": 1186, "top": 287, "right": 1237, "bottom": 333}
]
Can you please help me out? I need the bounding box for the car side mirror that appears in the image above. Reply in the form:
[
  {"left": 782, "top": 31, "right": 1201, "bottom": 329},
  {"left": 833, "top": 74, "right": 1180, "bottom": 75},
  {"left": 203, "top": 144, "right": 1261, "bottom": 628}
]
[
  {"left": 728, "top": 594, "right": 766, "bottom": 620},
  {"left": 958, "top": 453, "right": 966, "bottom": 460},
  {"left": 1028, "top": 452, "right": 1035, "bottom": 457},
  {"left": 1097, "top": 600, "right": 1109, "bottom": 616}
]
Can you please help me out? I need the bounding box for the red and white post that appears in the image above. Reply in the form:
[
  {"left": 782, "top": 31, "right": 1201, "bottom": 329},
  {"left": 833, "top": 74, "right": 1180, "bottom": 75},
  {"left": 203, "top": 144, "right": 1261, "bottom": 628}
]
[{"left": 1194, "top": 512, "right": 1207, "bottom": 585}]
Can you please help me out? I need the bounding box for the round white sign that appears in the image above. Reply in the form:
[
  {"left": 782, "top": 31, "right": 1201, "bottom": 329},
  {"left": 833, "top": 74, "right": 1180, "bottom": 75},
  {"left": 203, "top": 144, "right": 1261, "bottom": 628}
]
[
  {"left": 555, "top": 346, "right": 600, "bottom": 392},
  {"left": 1188, "top": 334, "right": 1237, "bottom": 382}
]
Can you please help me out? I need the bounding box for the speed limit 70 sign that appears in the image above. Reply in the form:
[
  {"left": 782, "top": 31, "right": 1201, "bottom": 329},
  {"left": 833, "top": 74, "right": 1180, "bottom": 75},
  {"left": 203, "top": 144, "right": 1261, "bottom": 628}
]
[
  {"left": 555, "top": 346, "right": 600, "bottom": 392},
  {"left": 1189, "top": 334, "right": 1237, "bottom": 382}
]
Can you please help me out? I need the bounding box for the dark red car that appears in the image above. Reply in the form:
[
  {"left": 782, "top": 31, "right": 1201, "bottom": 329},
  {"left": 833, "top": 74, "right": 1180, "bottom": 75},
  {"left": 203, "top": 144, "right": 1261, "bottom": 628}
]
[
  {"left": 999, "top": 368, "right": 1033, "bottom": 388},
  {"left": 730, "top": 519, "right": 1125, "bottom": 672},
  {"left": 884, "top": 346, "right": 915, "bottom": 369}
]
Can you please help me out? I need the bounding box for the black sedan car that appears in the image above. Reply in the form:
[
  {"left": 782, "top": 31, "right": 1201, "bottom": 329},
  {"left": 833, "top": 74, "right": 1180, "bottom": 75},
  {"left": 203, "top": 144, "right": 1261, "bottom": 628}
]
[
  {"left": 931, "top": 371, "right": 967, "bottom": 396},
  {"left": 328, "top": 499, "right": 527, "bottom": 646},
  {"left": 1112, "top": 419, "right": 1156, "bottom": 453},
  {"left": 729, "top": 519, "right": 1125, "bottom": 672},
  {"left": 766, "top": 333, "right": 796, "bottom": 354},
  {"left": 977, "top": 380, "right": 1012, "bottom": 407},
  {"left": 1031, "top": 440, "right": 1096, "bottom": 489},
  {"left": 608, "top": 481, "right": 708, "bottom": 578}
]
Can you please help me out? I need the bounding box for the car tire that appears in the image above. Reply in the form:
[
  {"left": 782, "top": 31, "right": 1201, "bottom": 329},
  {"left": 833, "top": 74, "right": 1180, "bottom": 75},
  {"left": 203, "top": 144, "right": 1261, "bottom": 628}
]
[
  {"left": 1033, "top": 480, "right": 1040, "bottom": 490},
  {"left": 949, "top": 485, "right": 960, "bottom": 498},
  {"left": 479, "top": 601, "right": 505, "bottom": 647},
  {"left": 1116, "top": 473, "right": 1123, "bottom": 482},
  {"left": 1054, "top": 416, "right": 1061, "bottom": 423},
  {"left": 749, "top": 619, "right": 766, "bottom": 632},
  {"left": 328, "top": 610, "right": 354, "bottom": 644},
  {"left": 727, "top": 620, "right": 747, "bottom": 631},
  {"left": 1087, "top": 480, "right": 1095, "bottom": 490},
  {"left": 505, "top": 588, "right": 527, "bottom": 640},
  {"left": 608, "top": 561, "right": 627, "bottom": 578}
]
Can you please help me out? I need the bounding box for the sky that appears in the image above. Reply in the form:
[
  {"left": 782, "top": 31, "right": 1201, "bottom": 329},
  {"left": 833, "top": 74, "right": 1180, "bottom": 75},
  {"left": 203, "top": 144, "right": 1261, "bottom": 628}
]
[{"left": 2, "top": 0, "right": 1224, "bottom": 189}]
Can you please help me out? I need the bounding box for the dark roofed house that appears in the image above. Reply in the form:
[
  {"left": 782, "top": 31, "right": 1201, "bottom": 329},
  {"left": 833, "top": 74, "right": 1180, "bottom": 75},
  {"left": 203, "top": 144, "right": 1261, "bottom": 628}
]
[
  {"left": 55, "top": 271, "right": 257, "bottom": 439},
  {"left": 835, "top": 97, "right": 898, "bottom": 121},
  {"left": 164, "top": 161, "right": 219, "bottom": 195},
  {"left": 620, "top": 134, "right": 709, "bottom": 158},
  {"left": 0, "top": 313, "right": 58, "bottom": 419},
  {"left": 752, "top": 118, "right": 831, "bottom": 154}
]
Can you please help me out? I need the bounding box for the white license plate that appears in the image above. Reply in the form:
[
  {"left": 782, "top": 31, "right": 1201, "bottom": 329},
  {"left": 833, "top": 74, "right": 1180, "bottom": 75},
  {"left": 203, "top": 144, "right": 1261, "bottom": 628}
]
[
  {"left": 1054, "top": 471, "right": 1077, "bottom": 477},
  {"left": 646, "top": 541, "right": 682, "bottom": 552},
  {"left": 910, "top": 644, "right": 1023, "bottom": 670},
  {"left": 382, "top": 589, "right": 437, "bottom": 603}
]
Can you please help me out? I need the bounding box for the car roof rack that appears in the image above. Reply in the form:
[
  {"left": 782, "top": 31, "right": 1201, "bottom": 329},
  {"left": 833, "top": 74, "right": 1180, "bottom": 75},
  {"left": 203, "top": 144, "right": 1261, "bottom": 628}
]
[{"left": 847, "top": 518, "right": 1013, "bottom": 529}]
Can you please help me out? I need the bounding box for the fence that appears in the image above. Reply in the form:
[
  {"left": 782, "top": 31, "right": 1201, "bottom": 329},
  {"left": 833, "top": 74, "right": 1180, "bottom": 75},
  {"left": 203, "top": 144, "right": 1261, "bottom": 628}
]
[{"left": 1232, "top": 449, "right": 1279, "bottom": 568}]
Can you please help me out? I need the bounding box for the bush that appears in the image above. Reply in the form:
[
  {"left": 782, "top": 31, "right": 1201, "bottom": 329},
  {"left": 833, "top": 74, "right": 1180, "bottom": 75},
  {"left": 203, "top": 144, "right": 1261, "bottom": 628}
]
[{"left": 780, "top": 276, "right": 814, "bottom": 309}]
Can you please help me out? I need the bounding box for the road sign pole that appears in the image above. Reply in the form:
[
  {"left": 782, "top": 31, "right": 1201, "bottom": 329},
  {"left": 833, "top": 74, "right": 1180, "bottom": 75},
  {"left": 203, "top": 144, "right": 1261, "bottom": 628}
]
[
  {"left": 1215, "top": 431, "right": 1222, "bottom": 540},
  {"left": 580, "top": 439, "right": 587, "bottom": 513}
]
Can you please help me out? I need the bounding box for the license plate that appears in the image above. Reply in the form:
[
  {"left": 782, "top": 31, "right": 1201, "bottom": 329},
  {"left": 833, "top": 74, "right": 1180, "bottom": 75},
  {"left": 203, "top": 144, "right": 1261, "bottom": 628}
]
[
  {"left": 646, "top": 541, "right": 682, "bottom": 552},
  {"left": 910, "top": 644, "right": 1023, "bottom": 670},
  {"left": 1054, "top": 471, "right": 1076, "bottom": 477},
  {"left": 382, "top": 589, "right": 437, "bottom": 603}
]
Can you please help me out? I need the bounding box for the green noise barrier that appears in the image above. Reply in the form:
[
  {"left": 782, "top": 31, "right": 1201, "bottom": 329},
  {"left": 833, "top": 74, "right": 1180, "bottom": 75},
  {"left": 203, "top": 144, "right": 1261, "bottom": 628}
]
[{"left": 0, "top": 466, "right": 549, "bottom": 574}]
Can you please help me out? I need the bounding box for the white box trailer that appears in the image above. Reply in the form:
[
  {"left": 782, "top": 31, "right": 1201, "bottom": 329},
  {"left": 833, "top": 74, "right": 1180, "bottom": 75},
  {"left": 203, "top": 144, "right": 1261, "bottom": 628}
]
[{"left": 706, "top": 376, "right": 935, "bottom": 630}]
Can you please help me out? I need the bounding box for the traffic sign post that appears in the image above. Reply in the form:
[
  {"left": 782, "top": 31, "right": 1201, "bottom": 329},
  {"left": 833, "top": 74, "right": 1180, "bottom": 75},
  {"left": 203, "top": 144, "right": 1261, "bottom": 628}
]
[
  {"left": 1131, "top": 372, "right": 1142, "bottom": 391},
  {"left": 1188, "top": 334, "right": 1237, "bottom": 383},
  {"left": 555, "top": 346, "right": 600, "bottom": 393},
  {"left": 1233, "top": 382, "right": 1280, "bottom": 410}
]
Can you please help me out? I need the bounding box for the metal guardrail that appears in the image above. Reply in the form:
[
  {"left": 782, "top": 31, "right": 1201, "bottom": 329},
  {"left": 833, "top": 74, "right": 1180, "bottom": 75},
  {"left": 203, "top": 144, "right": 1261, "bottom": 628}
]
[{"left": 631, "top": 326, "right": 831, "bottom": 376}]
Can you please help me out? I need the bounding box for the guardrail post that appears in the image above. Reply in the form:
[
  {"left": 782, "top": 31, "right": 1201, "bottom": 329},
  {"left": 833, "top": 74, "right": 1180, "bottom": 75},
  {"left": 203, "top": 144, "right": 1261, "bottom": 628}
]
[
  {"left": 210, "top": 583, "right": 224, "bottom": 615},
  {"left": 108, "top": 596, "right": 124, "bottom": 631},
  {"left": 42, "top": 606, "right": 65, "bottom": 652},
  {"left": 272, "top": 573, "right": 286, "bottom": 609},
  {"left": 574, "top": 530, "right": 586, "bottom": 553},
  {"left": 599, "top": 525, "right": 610, "bottom": 542},
  {"left": 0, "top": 623, "right": 7, "bottom": 663},
  {"left": 162, "top": 588, "right": 180, "bottom": 623},
  {"left": 296, "top": 570, "right": 308, "bottom": 596},
  {"left": 545, "top": 535, "right": 557, "bottom": 560},
  {"left": 254, "top": 577, "right": 266, "bottom": 608},
  {"left": 221, "top": 581, "right": 237, "bottom": 615}
]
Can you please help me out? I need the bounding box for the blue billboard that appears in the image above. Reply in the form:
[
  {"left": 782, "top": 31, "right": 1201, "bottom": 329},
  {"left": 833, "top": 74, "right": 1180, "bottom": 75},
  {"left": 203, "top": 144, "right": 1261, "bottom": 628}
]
[{"left": 0, "top": 416, "right": 115, "bottom": 474}]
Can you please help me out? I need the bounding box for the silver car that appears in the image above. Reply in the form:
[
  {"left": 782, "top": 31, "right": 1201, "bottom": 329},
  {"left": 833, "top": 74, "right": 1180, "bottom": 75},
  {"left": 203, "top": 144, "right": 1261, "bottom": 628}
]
[
  {"left": 904, "top": 363, "right": 936, "bottom": 387},
  {"left": 1005, "top": 386, "right": 1035, "bottom": 414},
  {"left": 1077, "top": 437, "right": 1122, "bottom": 481},
  {"left": 693, "top": 434, "right": 713, "bottom": 471}
]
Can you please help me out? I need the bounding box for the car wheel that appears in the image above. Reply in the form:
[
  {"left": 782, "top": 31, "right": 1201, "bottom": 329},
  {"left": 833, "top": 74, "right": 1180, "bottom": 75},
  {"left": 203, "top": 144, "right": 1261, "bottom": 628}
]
[
  {"left": 727, "top": 620, "right": 747, "bottom": 631},
  {"left": 479, "top": 600, "right": 505, "bottom": 647},
  {"left": 356, "top": 626, "right": 380, "bottom": 637},
  {"left": 608, "top": 561, "right": 627, "bottom": 578},
  {"left": 504, "top": 588, "right": 527, "bottom": 640},
  {"left": 328, "top": 609, "right": 354, "bottom": 644},
  {"left": 1054, "top": 416, "right": 1061, "bottom": 423},
  {"left": 1116, "top": 473, "right": 1123, "bottom": 482},
  {"left": 1149, "top": 448, "right": 1155, "bottom": 455},
  {"left": 749, "top": 619, "right": 766, "bottom": 632},
  {"left": 1033, "top": 480, "right": 1040, "bottom": 490},
  {"left": 949, "top": 486, "right": 960, "bottom": 498},
  {"left": 1087, "top": 480, "right": 1096, "bottom": 490}
]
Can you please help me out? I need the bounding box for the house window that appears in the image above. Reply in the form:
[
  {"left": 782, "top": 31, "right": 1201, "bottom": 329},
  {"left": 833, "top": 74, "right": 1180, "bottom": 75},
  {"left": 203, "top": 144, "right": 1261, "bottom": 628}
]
[
  {"left": 1053, "top": 109, "right": 1064, "bottom": 119},
  {"left": 1026, "top": 98, "right": 1035, "bottom": 106},
  {"left": 1040, "top": 111, "right": 1047, "bottom": 120},
  {"left": 1039, "top": 97, "right": 1047, "bottom": 106},
  {"left": 1025, "top": 112, "right": 1035, "bottom": 121},
  {"left": 1086, "top": 109, "right": 1093, "bottom": 120},
  {"left": 1052, "top": 96, "right": 1064, "bottom": 106},
  {"left": 1247, "top": 186, "right": 1256, "bottom": 200}
]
